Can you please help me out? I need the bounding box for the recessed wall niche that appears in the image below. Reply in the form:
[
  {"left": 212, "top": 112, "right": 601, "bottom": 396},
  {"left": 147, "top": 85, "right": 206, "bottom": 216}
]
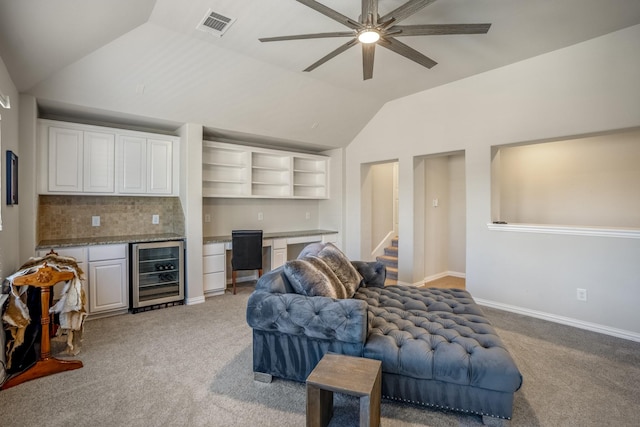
[{"left": 491, "top": 128, "right": 640, "bottom": 229}]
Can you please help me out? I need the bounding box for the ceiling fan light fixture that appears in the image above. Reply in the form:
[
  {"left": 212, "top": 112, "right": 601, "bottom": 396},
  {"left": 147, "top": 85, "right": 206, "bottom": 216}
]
[{"left": 358, "top": 29, "right": 380, "bottom": 44}]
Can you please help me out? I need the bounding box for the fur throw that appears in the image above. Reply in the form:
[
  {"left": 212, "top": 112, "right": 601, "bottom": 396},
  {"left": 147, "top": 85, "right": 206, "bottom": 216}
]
[
  {"left": 285, "top": 243, "right": 363, "bottom": 299},
  {"left": 2, "top": 253, "right": 87, "bottom": 367}
]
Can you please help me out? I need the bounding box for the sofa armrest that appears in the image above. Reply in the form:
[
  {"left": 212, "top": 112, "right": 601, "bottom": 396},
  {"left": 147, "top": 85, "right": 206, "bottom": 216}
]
[
  {"left": 247, "top": 291, "right": 368, "bottom": 344},
  {"left": 352, "top": 261, "right": 386, "bottom": 288}
]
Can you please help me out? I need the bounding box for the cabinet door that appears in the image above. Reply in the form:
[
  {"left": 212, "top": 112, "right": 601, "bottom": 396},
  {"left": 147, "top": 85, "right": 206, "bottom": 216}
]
[
  {"left": 272, "top": 248, "right": 287, "bottom": 269},
  {"left": 84, "top": 131, "right": 115, "bottom": 193},
  {"left": 203, "top": 243, "right": 226, "bottom": 293},
  {"left": 118, "top": 135, "right": 147, "bottom": 193},
  {"left": 89, "top": 259, "right": 128, "bottom": 313},
  {"left": 147, "top": 139, "right": 172, "bottom": 194},
  {"left": 48, "top": 127, "right": 83, "bottom": 192}
]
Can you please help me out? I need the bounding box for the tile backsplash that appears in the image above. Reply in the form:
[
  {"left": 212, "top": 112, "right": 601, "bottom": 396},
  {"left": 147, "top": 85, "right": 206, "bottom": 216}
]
[{"left": 38, "top": 195, "right": 185, "bottom": 241}]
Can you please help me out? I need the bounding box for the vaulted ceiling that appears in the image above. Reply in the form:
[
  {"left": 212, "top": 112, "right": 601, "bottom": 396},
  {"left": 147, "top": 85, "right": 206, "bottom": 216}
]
[{"left": 1, "top": 0, "right": 639, "bottom": 150}]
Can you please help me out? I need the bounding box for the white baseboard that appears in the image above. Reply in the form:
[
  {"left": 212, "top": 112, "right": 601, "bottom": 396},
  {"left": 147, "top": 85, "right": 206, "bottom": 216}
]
[
  {"left": 186, "top": 296, "right": 206, "bottom": 305},
  {"left": 475, "top": 298, "right": 640, "bottom": 343},
  {"left": 447, "top": 271, "right": 466, "bottom": 279}
]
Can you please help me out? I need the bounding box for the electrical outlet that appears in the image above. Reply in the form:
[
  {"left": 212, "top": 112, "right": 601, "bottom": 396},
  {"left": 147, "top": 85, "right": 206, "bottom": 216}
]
[
  {"left": 432, "top": 198, "right": 439, "bottom": 207},
  {"left": 204, "top": 214, "right": 211, "bottom": 223},
  {"left": 258, "top": 212, "right": 263, "bottom": 221},
  {"left": 576, "top": 288, "right": 587, "bottom": 301},
  {"left": 152, "top": 214, "right": 160, "bottom": 224},
  {"left": 92, "top": 216, "right": 100, "bottom": 227}
]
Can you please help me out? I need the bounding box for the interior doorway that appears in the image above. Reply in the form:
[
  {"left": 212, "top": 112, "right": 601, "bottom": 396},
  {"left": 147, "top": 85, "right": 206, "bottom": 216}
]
[
  {"left": 360, "top": 160, "right": 398, "bottom": 260},
  {"left": 413, "top": 151, "right": 466, "bottom": 284}
]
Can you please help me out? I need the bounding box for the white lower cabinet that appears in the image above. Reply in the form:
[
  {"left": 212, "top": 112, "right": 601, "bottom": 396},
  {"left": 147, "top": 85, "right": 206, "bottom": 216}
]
[
  {"left": 272, "top": 239, "right": 287, "bottom": 269},
  {"left": 203, "top": 243, "right": 226, "bottom": 294},
  {"left": 88, "top": 245, "right": 128, "bottom": 314},
  {"left": 39, "top": 244, "right": 128, "bottom": 317}
]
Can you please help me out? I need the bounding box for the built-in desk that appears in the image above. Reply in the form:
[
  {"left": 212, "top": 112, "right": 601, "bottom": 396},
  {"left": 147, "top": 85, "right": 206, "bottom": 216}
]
[{"left": 202, "top": 229, "right": 338, "bottom": 295}]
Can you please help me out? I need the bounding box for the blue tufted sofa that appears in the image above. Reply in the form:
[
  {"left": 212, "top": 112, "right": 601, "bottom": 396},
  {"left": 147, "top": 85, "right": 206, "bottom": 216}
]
[{"left": 246, "top": 246, "right": 523, "bottom": 421}]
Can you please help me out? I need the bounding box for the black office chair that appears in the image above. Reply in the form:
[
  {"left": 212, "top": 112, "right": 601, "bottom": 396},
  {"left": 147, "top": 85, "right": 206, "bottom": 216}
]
[{"left": 231, "top": 230, "right": 263, "bottom": 295}]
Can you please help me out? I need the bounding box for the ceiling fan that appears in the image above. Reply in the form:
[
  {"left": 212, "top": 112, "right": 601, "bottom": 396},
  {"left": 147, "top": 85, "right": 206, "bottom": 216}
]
[{"left": 259, "top": 0, "right": 491, "bottom": 80}]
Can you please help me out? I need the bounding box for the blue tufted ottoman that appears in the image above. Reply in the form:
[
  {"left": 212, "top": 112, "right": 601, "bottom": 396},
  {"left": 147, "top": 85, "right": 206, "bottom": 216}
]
[
  {"left": 247, "top": 258, "right": 522, "bottom": 422},
  {"left": 355, "top": 285, "right": 523, "bottom": 420}
]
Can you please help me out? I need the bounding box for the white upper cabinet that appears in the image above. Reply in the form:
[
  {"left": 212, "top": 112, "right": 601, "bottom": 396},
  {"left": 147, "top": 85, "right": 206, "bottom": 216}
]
[
  {"left": 48, "top": 127, "right": 115, "bottom": 193},
  {"left": 39, "top": 120, "right": 179, "bottom": 196},
  {"left": 147, "top": 138, "right": 173, "bottom": 194},
  {"left": 118, "top": 135, "right": 147, "bottom": 194},
  {"left": 48, "top": 127, "right": 85, "bottom": 192},
  {"left": 83, "top": 131, "right": 115, "bottom": 193},
  {"left": 202, "top": 140, "right": 329, "bottom": 199}
]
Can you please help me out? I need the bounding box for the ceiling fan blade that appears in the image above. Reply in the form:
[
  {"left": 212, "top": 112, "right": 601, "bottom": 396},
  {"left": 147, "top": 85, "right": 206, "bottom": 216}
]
[
  {"left": 304, "top": 38, "right": 358, "bottom": 72},
  {"left": 362, "top": 0, "right": 378, "bottom": 25},
  {"left": 260, "top": 32, "right": 355, "bottom": 42},
  {"left": 390, "top": 23, "right": 492, "bottom": 36},
  {"left": 362, "top": 43, "right": 375, "bottom": 80},
  {"left": 380, "top": 0, "right": 438, "bottom": 26},
  {"left": 297, "top": 0, "right": 361, "bottom": 30},
  {"left": 378, "top": 37, "right": 437, "bottom": 69}
]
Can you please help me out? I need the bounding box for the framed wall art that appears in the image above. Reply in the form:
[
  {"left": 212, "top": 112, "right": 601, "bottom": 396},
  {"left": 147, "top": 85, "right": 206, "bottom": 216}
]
[{"left": 6, "top": 150, "right": 17, "bottom": 205}]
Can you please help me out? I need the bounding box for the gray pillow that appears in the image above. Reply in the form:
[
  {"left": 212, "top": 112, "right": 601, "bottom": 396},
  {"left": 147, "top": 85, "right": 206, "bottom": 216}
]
[
  {"left": 317, "top": 243, "right": 362, "bottom": 298},
  {"left": 284, "top": 256, "right": 348, "bottom": 299}
]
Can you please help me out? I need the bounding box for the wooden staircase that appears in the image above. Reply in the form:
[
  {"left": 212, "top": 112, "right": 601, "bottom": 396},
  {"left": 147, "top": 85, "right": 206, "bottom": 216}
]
[{"left": 376, "top": 237, "right": 398, "bottom": 286}]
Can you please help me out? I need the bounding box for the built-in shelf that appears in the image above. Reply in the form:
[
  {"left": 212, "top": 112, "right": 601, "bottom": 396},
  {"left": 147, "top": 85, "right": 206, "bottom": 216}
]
[{"left": 202, "top": 140, "right": 329, "bottom": 199}]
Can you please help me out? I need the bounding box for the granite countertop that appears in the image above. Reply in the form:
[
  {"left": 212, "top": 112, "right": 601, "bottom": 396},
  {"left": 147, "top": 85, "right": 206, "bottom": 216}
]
[
  {"left": 36, "top": 233, "right": 185, "bottom": 250},
  {"left": 203, "top": 229, "right": 338, "bottom": 244}
]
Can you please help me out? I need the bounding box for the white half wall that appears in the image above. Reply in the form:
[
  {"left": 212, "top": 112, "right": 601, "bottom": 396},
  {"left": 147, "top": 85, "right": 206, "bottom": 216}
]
[{"left": 346, "top": 24, "right": 640, "bottom": 337}]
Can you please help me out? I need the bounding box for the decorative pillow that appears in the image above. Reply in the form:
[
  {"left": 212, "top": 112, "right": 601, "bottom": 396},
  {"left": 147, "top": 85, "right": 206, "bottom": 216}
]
[
  {"left": 317, "top": 243, "right": 362, "bottom": 298},
  {"left": 284, "top": 256, "right": 348, "bottom": 299}
]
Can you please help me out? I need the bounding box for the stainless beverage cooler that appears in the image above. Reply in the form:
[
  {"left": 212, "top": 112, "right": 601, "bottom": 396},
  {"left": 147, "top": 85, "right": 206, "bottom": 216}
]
[{"left": 130, "top": 240, "right": 184, "bottom": 312}]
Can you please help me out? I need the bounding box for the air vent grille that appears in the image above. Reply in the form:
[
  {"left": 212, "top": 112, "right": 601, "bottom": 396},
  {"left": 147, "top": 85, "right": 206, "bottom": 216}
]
[{"left": 197, "top": 9, "right": 236, "bottom": 37}]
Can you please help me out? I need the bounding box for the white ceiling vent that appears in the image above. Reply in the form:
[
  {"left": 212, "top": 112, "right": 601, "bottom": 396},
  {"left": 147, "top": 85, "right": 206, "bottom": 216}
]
[{"left": 197, "top": 9, "right": 236, "bottom": 37}]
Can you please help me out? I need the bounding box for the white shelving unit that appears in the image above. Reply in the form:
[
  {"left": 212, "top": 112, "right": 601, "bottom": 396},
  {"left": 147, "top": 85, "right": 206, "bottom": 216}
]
[
  {"left": 202, "top": 140, "right": 329, "bottom": 199},
  {"left": 251, "top": 151, "right": 291, "bottom": 197},
  {"left": 293, "top": 156, "right": 327, "bottom": 198},
  {"left": 202, "top": 141, "right": 250, "bottom": 197}
]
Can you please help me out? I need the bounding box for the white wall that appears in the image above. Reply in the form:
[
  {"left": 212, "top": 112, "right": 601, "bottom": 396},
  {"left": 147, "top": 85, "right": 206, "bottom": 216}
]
[
  {"left": 318, "top": 148, "right": 344, "bottom": 248},
  {"left": 448, "top": 154, "right": 466, "bottom": 273},
  {"left": 346, "top": 25, "right": 640, "bottom": 338},
  {"left": 202, "top": 198, "right": 321, "bottom": 237},
  {"left": 424, "top": 156, "right": 450, "bottom": 277},
  {"left": 179, "top": 123, "right": 204, "bottom": 305},
  {"left": 0, "top": 55, "right": 20, "bottom": 279}
]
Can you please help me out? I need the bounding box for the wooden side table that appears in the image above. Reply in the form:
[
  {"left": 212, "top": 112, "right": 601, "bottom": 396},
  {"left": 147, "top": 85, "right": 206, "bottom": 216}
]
[{"left": 306, "top": 353, "right": 382, "bottom": 427}]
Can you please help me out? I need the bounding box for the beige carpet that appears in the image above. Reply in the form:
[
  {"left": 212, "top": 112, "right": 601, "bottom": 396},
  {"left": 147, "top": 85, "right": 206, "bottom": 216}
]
[{"left": 1, "top": 285, "right": 639, "bottom": 426}]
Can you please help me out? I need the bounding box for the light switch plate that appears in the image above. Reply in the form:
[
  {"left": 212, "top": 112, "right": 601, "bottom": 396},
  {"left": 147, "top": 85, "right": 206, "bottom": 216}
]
[
  {"left": 92, "top": 216, "right": 100, "bottom": 227},
  {"left": 152, "top": 214, "right": 159, "bottom": 224}
]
